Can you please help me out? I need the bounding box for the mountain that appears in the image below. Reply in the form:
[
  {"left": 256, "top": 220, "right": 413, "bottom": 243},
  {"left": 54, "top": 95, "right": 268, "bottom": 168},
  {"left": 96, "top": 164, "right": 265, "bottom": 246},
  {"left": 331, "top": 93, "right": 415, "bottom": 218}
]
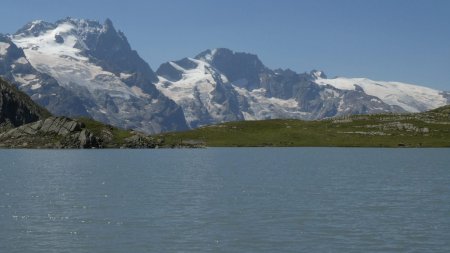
[
  {"left": 2, "top": 18, "right": 448, "bottom": 132},
  {"left": 314, "top": 76, "right": 448, "bottom": 113},
  {"left": 156, "top": 48, "right": 447, "bottom": 128},
  {"left": 1, "top": 18, "right": 187, "bottom": 134}
]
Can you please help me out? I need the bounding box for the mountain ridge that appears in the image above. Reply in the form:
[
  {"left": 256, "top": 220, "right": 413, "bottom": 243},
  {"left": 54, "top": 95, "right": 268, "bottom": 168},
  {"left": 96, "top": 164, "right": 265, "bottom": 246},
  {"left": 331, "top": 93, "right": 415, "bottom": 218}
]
[
  {"left": 157, "top": 48, "right": 446, "bottom": 128},
  {"left": 1, "top": 18, "right": 448, "bottom": 132}
]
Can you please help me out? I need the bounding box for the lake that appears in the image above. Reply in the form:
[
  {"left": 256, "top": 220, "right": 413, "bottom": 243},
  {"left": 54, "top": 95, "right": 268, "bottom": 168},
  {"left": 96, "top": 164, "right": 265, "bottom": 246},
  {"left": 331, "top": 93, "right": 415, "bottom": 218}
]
[{"left": 0, "top": 148, "right": 449, "bottom": 252}]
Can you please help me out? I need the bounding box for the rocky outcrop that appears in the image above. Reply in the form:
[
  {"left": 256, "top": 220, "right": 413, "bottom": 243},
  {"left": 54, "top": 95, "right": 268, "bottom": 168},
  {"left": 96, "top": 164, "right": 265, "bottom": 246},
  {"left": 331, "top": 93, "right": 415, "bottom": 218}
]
[
  {"left": 0, "top": 117, "right": 100, "bottom": 148},
  {"left": 122, "top": 132, "right": 162, "bottom": 148},
  {"left": 0, "top": 115, "right": 167, "bottom": 149},
  {"left": 0, "top": 77, "right": 50, "bottom": 128}
]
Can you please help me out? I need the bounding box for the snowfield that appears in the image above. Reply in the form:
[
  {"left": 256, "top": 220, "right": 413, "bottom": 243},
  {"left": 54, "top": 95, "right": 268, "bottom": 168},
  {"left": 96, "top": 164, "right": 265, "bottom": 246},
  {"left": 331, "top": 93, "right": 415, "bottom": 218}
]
[
  {"left": 0, "top": 42, "right": 10, "bottom": 55},
  {"left": 315, "top": 77, "right": 447, "bottom": 112},
  {"left": 12, "top": 21, "right": 145, "bottom": 99},
  {"left": 156, "top": 58, "right": 232, "bottom": 126}
]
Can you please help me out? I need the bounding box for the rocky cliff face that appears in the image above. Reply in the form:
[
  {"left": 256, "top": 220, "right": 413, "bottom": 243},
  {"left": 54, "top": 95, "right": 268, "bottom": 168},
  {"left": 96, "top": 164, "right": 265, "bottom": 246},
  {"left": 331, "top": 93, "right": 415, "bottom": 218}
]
[{"left": 0, "top": 77, "right": 50, "bottom": 128}]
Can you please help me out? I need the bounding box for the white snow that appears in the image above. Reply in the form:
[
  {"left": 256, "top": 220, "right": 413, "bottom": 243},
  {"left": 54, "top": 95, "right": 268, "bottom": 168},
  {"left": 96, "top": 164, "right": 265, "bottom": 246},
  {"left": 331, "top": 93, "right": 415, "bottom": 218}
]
[
  {"left": 130, "top": 86, "right": 150, "bottom": 98},
  {"left": 337, "top": 98, "right": 346, "bottom": 112},
  {"left": 156, "top": 57, "right": 311, "bottom": 126},
  {"left": 12, "top": 21, "right": 141, "bottom": 100},
  {"left": 315, "top": 77, "right": 447, "bottom": 112},
  {"left": 370, "top": 98, "right": 381, "bottom": 103},
  {"left": 201, "top": 48, "right": 218, "bottom": 62},
  {"left": 0, "top": 42, "right": 10, "bottom": 55},
  {"left": 27, "top": 20, "right": 44, "bottom": 31},
  {"left": 120, "top": 72, "right": 133, "bottom": 79},
  {"left": 15, "top": 57, "right": 29, "bottom": 64},
  {"left": 14, "top": 74, "right": 37, "bottom": 86},
  {"left": 156, "top": 58, "right": 228, "bottom": 125},
  {"left": 9, "top": 20, "right": 168, "bottom": 134},
  {"left": 31, "top": 83, "right": 42, "bottom": 90},
  {"left": 311, "top": 70, "right": 324, "bottom": 79},
  {"left": 233, "top": 86, "right": 309, "bottom": 120},
  {"left": 13, "top": 73, "right": 42, "bottom": 90}
]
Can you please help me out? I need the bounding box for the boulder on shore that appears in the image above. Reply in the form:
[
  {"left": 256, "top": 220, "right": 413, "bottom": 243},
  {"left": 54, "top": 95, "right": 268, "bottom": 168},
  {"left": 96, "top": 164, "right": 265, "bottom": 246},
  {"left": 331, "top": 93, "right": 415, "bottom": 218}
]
[{"left": 0, "top": 116, "right": 100, "bottom": 148}]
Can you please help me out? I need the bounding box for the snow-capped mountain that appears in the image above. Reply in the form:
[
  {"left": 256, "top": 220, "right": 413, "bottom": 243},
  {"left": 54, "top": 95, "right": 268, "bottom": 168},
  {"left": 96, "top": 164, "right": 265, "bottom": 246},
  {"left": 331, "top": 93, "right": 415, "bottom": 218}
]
[
  {"left": 1, "top": 18, "right": 187, "bottom": 133},
  {"left": 314, "top": 76, "right": 448, "bottom": 113},
  {"left": 157, "top": 48, "right": 447, "bottom": 128},
  {"left": 156, "top": 57, "right": 244, "bottom": 128},
  {"left": 2, "top": 18, "right": 448, "bottom": 132}
]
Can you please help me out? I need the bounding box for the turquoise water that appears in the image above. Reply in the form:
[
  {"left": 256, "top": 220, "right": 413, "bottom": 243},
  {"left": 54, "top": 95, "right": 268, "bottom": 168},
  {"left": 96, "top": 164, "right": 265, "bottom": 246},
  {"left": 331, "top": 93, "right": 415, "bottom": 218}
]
[{"left": 0, "top": 148, "right": 449, "bottom": 252}]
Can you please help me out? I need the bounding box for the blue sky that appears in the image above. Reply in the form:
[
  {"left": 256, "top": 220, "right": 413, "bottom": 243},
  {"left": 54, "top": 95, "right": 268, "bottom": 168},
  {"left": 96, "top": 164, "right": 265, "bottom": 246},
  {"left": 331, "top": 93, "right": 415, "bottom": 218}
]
[{"left": 1, "top": 0, "right": 449, "bottom": 90}]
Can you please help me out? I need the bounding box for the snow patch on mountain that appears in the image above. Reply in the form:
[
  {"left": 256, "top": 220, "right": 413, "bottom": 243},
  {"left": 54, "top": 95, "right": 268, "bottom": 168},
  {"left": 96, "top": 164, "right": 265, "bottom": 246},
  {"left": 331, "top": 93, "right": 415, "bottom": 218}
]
[
  {"left": 14, "top": 57, "right": 29, "bottom": 65},
  {"left": 199, "top": 48, "right": 218, "bottom": 62},
  {"left": 156, "top": 58, "right": 231, "bottom": 126},
  {"left": 156, "top": 55, "right": 314, "bottom": 125},
  {"left": 0, "top": 42, "right": 10, "bottom": 55},
  {"left": 12, "top": 21, "right": 135, "bottom": 97},
  {"left": 233, "top": 86, "right": 309, "bottom": 120},
  {"left": 314, "top": 77, "right": 447, "bottom": 112}
]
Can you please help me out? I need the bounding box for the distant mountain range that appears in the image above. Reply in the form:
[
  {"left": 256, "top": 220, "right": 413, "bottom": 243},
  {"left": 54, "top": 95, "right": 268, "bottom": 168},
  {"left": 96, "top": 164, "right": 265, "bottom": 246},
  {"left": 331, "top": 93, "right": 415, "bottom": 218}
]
[{"left": 1, "top": 18, "right": 448, "bottom": 133}]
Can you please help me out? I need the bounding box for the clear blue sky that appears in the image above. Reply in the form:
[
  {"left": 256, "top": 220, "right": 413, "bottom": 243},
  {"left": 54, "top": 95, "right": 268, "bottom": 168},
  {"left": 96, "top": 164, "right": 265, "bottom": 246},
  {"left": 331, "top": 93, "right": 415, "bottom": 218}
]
[{"left": 1, "top": 0, "right": 449, "bottom": 90}]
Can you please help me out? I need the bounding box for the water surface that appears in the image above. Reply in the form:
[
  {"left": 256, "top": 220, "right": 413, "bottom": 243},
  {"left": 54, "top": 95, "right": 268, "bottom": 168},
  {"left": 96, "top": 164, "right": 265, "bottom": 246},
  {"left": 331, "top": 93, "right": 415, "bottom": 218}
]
[{"left": 0, "top": 148, "right": 449, "bottom": 252}]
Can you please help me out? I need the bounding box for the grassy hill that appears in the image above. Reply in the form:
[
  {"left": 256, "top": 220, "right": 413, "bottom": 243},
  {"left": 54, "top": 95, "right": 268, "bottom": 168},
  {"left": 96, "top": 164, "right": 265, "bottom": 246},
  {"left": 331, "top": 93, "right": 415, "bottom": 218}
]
[{"left": 158, "top": 106, "right": 450, "bottom": 147}]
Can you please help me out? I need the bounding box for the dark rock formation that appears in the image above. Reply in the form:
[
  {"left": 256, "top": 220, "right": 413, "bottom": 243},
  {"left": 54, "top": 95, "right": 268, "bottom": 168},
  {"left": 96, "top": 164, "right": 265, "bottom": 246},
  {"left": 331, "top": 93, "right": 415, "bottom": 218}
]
[
  {"left": 196, "top": 48, "right": 268, "bottom": 91},
  {"left": 0, "top": 77, "right": 50, "bottom": 128}
]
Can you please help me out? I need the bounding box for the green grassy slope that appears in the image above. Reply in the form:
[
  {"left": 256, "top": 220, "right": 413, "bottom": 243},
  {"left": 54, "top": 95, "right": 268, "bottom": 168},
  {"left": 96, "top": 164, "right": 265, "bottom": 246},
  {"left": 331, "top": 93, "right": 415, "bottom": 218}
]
[
  {"left": 158, "top": 106, "right": 450, "bottom": 147},
  {"left": 76, "top": 117, "right": 135, "bottom": 147}
]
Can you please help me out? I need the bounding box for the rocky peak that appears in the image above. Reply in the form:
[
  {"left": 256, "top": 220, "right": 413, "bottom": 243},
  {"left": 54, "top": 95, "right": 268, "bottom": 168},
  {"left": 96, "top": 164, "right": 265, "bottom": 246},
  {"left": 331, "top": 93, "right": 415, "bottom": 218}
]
[
  {"left": 0, "top": 78, "right": 50, "bottom": 127},
  {"left": 156, "top": 58, "right": 199, "bottom": 82},
  {"left": 0, "top": 35, "right": 26, "bottom": 62},
  {"left": 15, "top": 20, "right": 56, "bottom": 37},
  {"left": 310, "top": 70, "right": 327, "bottom": 79},
  {"left": 196, "top": 48, "right": 264, "bottom": 68},
  {"left": 84, "top": 19, "right": 158, "bottom": 86},
  {"left": 196, "top": 48, "right": 268, "bottom": 90},
  {"left": 103, "top": 18, "right": 114, "bottom": 31}
]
